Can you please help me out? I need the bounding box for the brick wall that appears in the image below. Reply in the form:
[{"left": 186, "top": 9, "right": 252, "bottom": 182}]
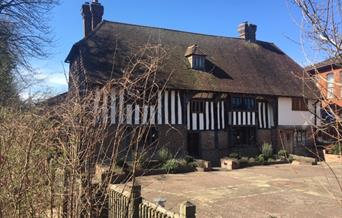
[
  {"left": 315, "top": 67, "right": 342, "bottom": 107},
  {"left": 158, "top": 125, "right": 187, "bottom": 156},
  {"left": 256, "top": 129, "right": 272, "bottom": 146},
  {"left": 200, "top": 131, "right": 229, "bottom": 166}
]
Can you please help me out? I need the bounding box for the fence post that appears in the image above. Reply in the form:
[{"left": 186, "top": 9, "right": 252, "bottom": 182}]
[
  {"left": 130, "top": 185, "right": 142, "bottom": 218},
  {"left": 179, "top": 201, "right": 196, "bottom": 218}
]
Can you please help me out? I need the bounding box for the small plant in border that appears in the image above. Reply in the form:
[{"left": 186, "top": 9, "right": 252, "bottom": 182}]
[
  {"left": 157, "top": 147, "right": 173, "bottom": 163},
  {"left": 262, "top": 143, "right": 273, "bottom": 160},
  {"left": 278, "top": 149, "right": 288, "bottom": 159},
  {"left": 162, "top": 159, "right": 180, "bottom": 172},
  {"left": 228, "top": 153, "right": 239, "bottom": 159}
]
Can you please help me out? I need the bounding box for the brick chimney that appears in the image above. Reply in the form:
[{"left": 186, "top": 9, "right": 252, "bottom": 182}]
[
  {"left": 90, "top": 0, "right": 104, "bottom": 30},
  {"left": 81, "top": 2, "right": 91, "bottom": 37},
  {"left": 238, "top": 22, "right": 257, "bottom": 42}
]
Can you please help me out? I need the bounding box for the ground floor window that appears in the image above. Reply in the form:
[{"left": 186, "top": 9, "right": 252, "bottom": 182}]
[
  {"left": 294, "top": 129, "right": 306, "bottom": 146},
  {"left": 231, "top": 127, "right": 256, "bottom": 145}
]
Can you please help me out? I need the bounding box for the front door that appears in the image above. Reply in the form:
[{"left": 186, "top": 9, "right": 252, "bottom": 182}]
[{"left": 187, "top": 132, "right": 201, "bottom": 158}]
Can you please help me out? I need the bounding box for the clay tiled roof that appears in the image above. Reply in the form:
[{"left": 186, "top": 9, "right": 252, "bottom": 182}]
[
  {"left": 305, "top": 57, "right": 342, "bottom": 73},
  {"left": 66, "top": 20, "right": 317, "bottom": 98}
]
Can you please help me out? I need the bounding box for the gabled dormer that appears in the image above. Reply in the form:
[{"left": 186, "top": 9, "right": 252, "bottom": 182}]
[{"left": 185, "top": 44, "right": 206, "bottom": 71}]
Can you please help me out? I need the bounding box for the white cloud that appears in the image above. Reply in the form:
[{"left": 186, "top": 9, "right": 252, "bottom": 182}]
[
  {"left": 35, "top": 71, "right": 68, "bottom": 86},
  {"left": 19, "top": 90, "right": 30, "bottom": 100},
  {"left": 18, "top": 69, "right": 68, "bottom": 100},
  {"left": 46, "top": 73, "right": 68, "bottom": 85}
]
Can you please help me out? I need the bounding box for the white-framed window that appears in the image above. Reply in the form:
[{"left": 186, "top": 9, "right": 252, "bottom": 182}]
[
  {"left": 192, "top": 55, "right": 205, "bottom": 70},
  {"left": 294, "top": 129, "right": 306, "bottom": 146},
  {"left": 327, "top": 73, "right": 334, "bottom": 99}
]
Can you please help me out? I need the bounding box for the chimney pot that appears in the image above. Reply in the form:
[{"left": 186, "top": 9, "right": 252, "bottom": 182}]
[
  {"left": 238, "top": 22, "right": 257, "bottom": 42},
  {"left": 81, "top": 2, "right": 91, "bottom": 37},
  {"left": 90, "top": 0, "right": 104, "bottom": 30}
]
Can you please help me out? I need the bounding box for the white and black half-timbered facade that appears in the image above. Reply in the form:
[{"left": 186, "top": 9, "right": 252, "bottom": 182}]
[{"left": 60, "top": 1, "right": 320, "bottom": 164}]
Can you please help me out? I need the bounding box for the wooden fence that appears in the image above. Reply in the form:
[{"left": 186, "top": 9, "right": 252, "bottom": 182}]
[{"left": 108, "top": 184, "right": 196, "bottom": 218}]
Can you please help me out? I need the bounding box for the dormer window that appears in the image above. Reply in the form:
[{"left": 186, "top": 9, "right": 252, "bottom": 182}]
[
  {"left": 185, "top": 44, "right": 206, "bottom": 71},
  {"left": 192, "top": 55, "right": 205, "bottom": 70}
]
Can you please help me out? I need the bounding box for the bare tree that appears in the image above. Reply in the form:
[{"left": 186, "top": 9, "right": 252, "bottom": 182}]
[
  {"left": 292, "top": 0, "right": 342, "bottom": 147},
  {"left": 0, "top": 43, "right": 173, "bottom": 217},
  {"left": 289, "top": 0, "right": 342, "bottom": 203},
  {"left": 0, "top": 0, "right": 58, "bottom": 78}
]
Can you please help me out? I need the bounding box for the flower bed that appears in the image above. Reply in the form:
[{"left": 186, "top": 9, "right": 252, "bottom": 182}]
[
  {"left": 221, "top": 145, "right": 291, "bottom": 170},
  {"left": 220, "top": 157, "right": 289, "bottom": 170},
  {"left": 96, "top": 148, "right": 198, "bottom": 185},
  {"left": 99, "top": 163, "right": 196, "bottom": 185}
]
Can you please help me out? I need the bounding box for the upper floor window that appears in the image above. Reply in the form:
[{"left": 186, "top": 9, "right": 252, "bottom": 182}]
[
  {"left": 292, "top": 97, "right": 308, "bottom": 111},
  {"left": 232, "top": 97, "right": 256, "bottom": 110},
  {"left": 192, "top": 55, "right": 205, "bottom": 70},
  {"left": 191, "top": 100, "right": 205, "bottom": 113},
  {"left": 327, "top": 73, "right": 334, "bottom": 99},
  {"left": 185, "top": 44, "right": 206, "bottom": 71}
]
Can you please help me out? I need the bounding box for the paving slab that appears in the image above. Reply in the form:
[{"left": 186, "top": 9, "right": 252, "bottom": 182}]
[{"left": 136, "top": 163, "right": 342, "bottom": 218}]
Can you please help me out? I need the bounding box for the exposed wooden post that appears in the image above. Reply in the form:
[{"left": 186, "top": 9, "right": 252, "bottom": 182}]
[
  {"left": 179, "top": 201, "right": 196, "bottom": 218},
  {"left": 130, "top": 185, "right": 142, "bottom": 218}
]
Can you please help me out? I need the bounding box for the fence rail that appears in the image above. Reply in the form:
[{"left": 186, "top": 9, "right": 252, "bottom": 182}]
[
  {"left": 108, "top": 184, "right": 196, "bottom": 218},
  {"left": 139, "top": 199, "right": 180, "bottom": 218}
]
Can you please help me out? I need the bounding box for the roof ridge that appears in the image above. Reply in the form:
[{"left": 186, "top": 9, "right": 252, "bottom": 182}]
[{"left": 102, "top": 19, "right": 273, "bottom": 44}]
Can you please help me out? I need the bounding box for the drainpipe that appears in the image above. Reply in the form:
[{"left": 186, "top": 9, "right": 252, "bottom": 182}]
[
  {"left": 313, "top": 99, "right": 320, "bottom": 144},
  {"left": 314, "top": 100, "right": 319, "bottom": 126}
]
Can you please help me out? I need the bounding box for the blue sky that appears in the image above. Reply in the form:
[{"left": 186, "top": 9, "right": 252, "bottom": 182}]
[{"left": 26, "top": 0, "right": 320, "bottom": 98}]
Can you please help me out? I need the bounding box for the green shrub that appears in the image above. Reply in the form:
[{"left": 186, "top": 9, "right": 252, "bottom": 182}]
[
  {"left": 178, "top": 159, "right": 188, "bottom": 167},
  {"left": 256, "top": 154, "right": 265, "bottom": 163},
  {"left": 278, "top": 149, "right": 288, "bottom": 158},
  {"left": 157, "top": 147, "right": 173, "bottom": 163},
  {"left": 332, "top": 144, "right": 341, "bottom": 155},
  {"left": 161, "top": 159, "right": 180, "bottom": 171},
  {"left": 288, "top": 155, "right": 294, "bottom": 162},
  {"left": 116, "top": 159, "right": 125, "bottom": 168},
  {"left": 267, "top": 158, "right": 275, "bottom": 163},
  {"left": 184, "top": 155, "right": 195, "bottom": 164},
  {"left": 262, "top": 143, "right": 273, "bottom": 160},
  {"left": 188, "top": 161, "right": 198, "bottom": 168},
  {"left": 230, "top": 147, "right": 259, "bottom": 158},
  {"left": 138, "top": 152, "right": 149, "bottom": 167},
  {"left": 228, "top": 153, "right": 239, "bottom": 159}
]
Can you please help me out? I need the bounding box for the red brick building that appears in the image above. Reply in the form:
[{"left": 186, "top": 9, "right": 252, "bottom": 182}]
[{"left": 306, "top": 58, "right": 342, "bottom": 143}]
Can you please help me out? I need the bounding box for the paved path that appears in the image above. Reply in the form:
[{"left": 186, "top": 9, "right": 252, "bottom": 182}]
[{"left": 136, "top": 163, "right": 342, "bottom": 218}]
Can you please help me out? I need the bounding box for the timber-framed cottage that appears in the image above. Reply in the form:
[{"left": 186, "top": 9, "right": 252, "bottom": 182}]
[{"left": 63, "top": 0, "right": 319, "bottom": 164}]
